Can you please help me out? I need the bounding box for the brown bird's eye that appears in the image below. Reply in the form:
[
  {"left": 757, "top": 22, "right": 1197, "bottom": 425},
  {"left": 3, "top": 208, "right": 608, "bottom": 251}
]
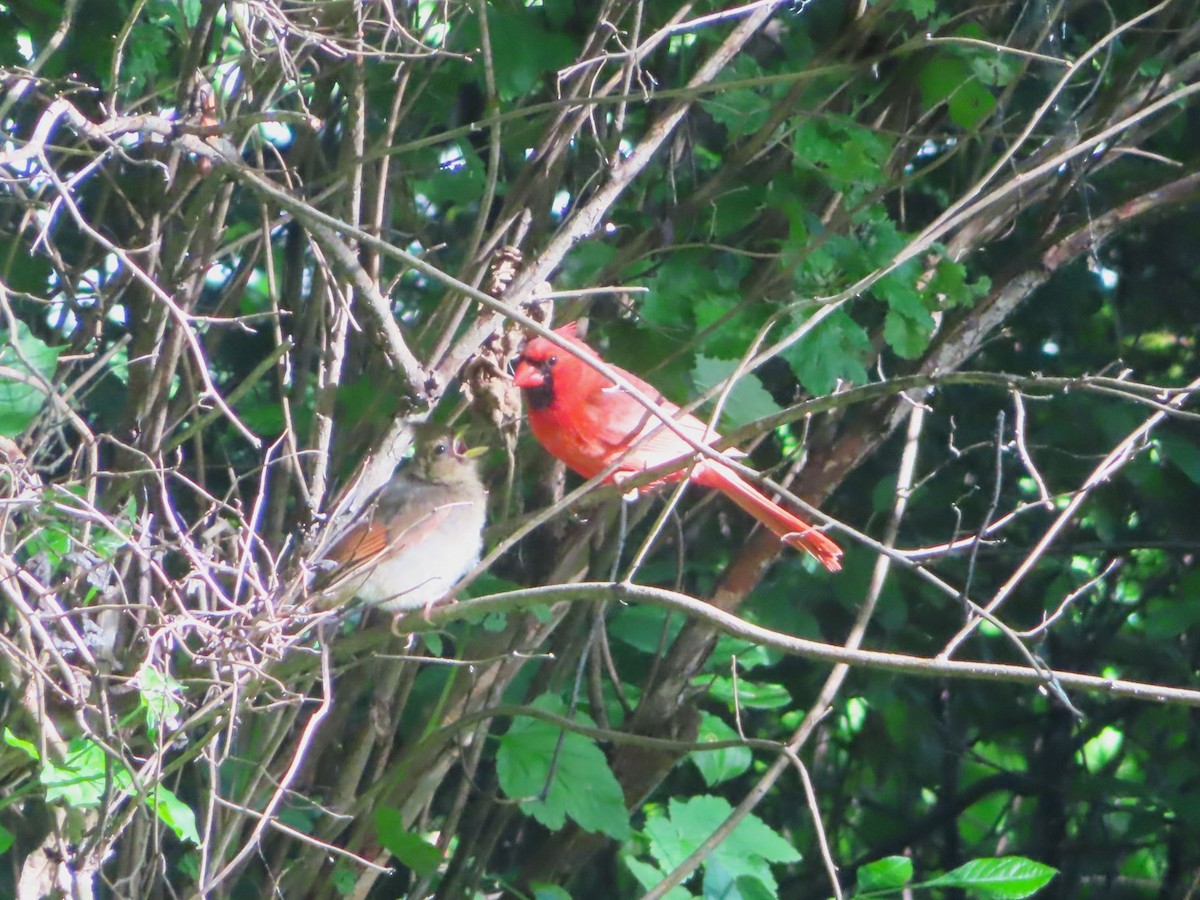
[{"left": 434, "top": 443, "right": 447, "bottom": 456}]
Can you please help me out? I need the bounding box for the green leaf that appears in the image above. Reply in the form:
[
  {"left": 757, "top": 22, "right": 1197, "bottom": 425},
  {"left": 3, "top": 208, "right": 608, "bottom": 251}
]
[
  {"left": 463, "top": 571, "right": 520, "bottom": 599},
  {"left": 703, "top": 56, "right": 772, "bottom": 138},
  {"left": 482, "top": 611, "right": 509, "bottom": 632},
  {"left": 927, "top": 256, "right": 987, "bottom": 308},
  {"left": 1159, "top": 434, "right": 1200, "bottom": 486},
  {"left": 177, "top": 851, "right": 200, "bottom": 880},
  {"left": 236, "top": 382, "right": 286, "bottom": 437},
  {"left": 413, "top": 147, "right": 487, "bottom": 206},
  {"left": 531, "top": 885, "right": 574, "bottom": 900},
  {"left": 1143, "top": 572, "right": 1200, "bottom": 638},
  {"left": 609, "top": 605, "right": 684, "bottom": 654},
  {"left": 792, "top": 117, "right": 892, "bottom": 191},
  {"left": 700, "top": 675, "right": 792, "bottom": 710},
  {"left": 947, "top": 79, "right": 997, "bottom": 130},
  {"left": 781, "top": 310, "right": 871, "bottom": 396},
  {"left": 971, "top": 54, "right": 1018, "bottom": 87},
  {"left": 478, "top": 9, "right": 578, "bottom": 101},
  {"left": 42, "top": 738, "right": 129, "bottom": 808},
  {"left": 38, "top": 736, "right": 195, "bottom": 842},
  {"left": 148, "top": 784, "right": 200, "bottom": 845},
  {"left": 689, "top": 712, "right": 752, "bottom": 787},
  {"left": 856, "top": 856, "right": 914, "bottom": 892},
  {"left": 642, "top": 796, "right": 799, "bottom": 895},
  {"left": 123, "top": 22, "right": 171, "bottom": 94},
  {"left": 422, "top": 631, "right": 444, "bottom": 657},
  {"left": 0, "top": 239, "right": 51, "bottom": 294},
  {"left": 917, "top": 55, "right": 996, "bottom": 130},
  {"left": 731, "top": 873, "right": 776, "bottom": 900},
  {"left": 374, "top": 807, "right": 441, "bottom": 876},
  {"left": 496, "top": 695, "right": 630, "bottom": 840},
  {"left": 922, "top": 857, "right": 1057, "bottom": 898},
  {"left": 136, "top": 664, "right": 184, "bottom": 740},
  {"left": 0, "top": 823, "right": 13, "bottom": 855},
  {"left": 641, "top": 252, "right": 714, "bottom": 328},
  {"left": 4, "top": 727, "right": 40, "bottom": 760},
  {"left": 709, "top": 636, "right": 777, "bottom": 672},
  {"left": 623, "top": 856, "right": 693, "bottom": 899},
  {"left": 896, "top": 0, "right": 937, "bottom": 19},
  {"left": 0, "top": 320, "right": 63, "bottom": 436},
  {"left": 878, "top": 272, "right": 935, "bottom": 359},
  {"left": 331, "top": 862, "right": 357, "bottom": 895},
  {"left": 691, "top": 357, "right": 781, "bottom": 429},
  {"left": 710, "top": 186, "right": 766, "bottom": 239}
]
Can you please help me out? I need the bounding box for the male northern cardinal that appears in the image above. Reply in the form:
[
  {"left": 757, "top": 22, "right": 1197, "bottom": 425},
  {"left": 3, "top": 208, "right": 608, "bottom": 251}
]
[
  {"left": 513, "top": 324, "right": 842, "bottom": 571},
  {"left": 315, "top": 425, "right": 488, "bottom": 612}
]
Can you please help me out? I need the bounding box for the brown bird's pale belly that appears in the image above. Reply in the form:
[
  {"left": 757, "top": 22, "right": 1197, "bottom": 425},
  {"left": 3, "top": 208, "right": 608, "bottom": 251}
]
[{"left": 339, "top": 500, "right": 486, "bottom": 612}]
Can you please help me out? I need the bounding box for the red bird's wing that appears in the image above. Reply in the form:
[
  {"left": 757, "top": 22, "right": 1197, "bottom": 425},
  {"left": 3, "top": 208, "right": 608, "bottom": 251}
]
[{"left": 579, "top": 369, "right": 724, "bottom": 473}]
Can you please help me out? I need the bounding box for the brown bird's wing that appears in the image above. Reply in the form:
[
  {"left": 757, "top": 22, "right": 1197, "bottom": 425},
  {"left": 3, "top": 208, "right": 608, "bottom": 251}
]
[
  {"left": 329, "top": 497, "right": 454, "bottom": 564},
  {"left": 319, "top": 483, "right": 459, "bottom": 587},
  {"left": 323, "top": 518, "right": 392, "bottom": 569}
]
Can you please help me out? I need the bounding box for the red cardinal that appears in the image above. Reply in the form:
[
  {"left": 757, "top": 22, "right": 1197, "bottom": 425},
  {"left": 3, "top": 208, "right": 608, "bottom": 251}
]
[{"left": 513, "top": 323, "right": 842, "bottom": 571}]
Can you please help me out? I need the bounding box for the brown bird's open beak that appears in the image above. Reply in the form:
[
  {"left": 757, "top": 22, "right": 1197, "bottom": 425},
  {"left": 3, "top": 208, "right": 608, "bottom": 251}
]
[{"left": 453, "top": 428, "right": 488, "bottom": 459}]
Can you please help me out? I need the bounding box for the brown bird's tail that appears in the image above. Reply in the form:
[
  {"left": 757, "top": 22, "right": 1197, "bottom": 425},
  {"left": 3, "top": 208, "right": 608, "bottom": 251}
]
[{"left": 695, "top": 464, "right": 843, "bottom": 572}]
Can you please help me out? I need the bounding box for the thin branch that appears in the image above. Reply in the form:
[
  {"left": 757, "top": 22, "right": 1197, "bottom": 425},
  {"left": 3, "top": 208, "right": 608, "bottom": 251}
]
[{"left": 423, "top": 582, "right": 1200, "bottom": 708}]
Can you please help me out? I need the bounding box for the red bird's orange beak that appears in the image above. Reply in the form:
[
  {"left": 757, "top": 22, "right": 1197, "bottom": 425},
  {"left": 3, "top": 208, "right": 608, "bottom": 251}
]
[{"left": 512, "top": 359, "right": 542, "bottom": 389}]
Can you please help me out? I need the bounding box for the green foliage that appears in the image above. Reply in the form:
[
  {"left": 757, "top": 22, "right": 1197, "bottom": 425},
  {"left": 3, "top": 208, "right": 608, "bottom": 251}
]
[
  {"left": 793, "top": 116, "right": 893, "bottom": 194},
  {"left": 135, "top": 663, "right": 185, "bottom": 740},
  {"left": 0, "top": 320, "right": 61, "bottom": 436},
  {"left": 27, "top": 736, "right": 200, "bottom": 845},
  {"left": 703, "top": 56, "right": 779, "bottom": 138},
  {"left": 374, "top": 807, "right": 441, "bottom": 876},
  {"left": 921, "top": 857, "right": 1057, "bottom": 898},
  {"left": 496, "top": 696, "right": 631, "bottom": 839},
  {"left": 39, "top": 738, "right": 123, "bottom": 807},
  {"left": 917, "top": 44, "right": 998, "bottom": 131},
  {"left": 691, "top": 356, "right": 781, "bottom": 428},
  {"left": 700, "top": 675, "right": 792, "bottom": 710},
  {"left": 854, "top": 856, "right": 914, "bottom": 893},
  {"left": 624, "top": 795, "right": 800, "bottom": 898},
  {"left": 458, "top": 7, "right": 579, "bottom": 102},
  {"left": 689, "top": 712, "right": 752, "bottom": 787},
  {"left": 852, "top": 855, "right": 1055, "bottom": 898},
  {"left": 4, "top": 727, "right": 39, "bottom": 761},
  {"left": 781, "top": 310, "right": 871, "bottom": 395},
  {"left": 2, "top": 0, "right": 1197, "bottom": 896}
]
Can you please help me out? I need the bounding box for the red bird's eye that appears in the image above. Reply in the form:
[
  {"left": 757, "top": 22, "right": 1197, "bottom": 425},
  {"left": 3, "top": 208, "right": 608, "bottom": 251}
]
[{"left": 547, "top": 356, "right": 557, "bottom": 367}]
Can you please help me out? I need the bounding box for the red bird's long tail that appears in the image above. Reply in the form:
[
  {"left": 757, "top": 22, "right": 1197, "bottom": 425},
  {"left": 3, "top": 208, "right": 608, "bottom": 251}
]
[{"left": 694, "top": 464, "right": 843, "bottom": 572}]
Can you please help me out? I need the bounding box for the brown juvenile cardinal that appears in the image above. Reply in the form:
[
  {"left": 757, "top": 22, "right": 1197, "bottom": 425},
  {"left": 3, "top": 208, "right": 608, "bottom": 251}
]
[
  {"left": 315, "top": 425, "right": 488, "bottom": 613},
  {"left": 512, "top": 324, "right": 842, "bottom": 571}
]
